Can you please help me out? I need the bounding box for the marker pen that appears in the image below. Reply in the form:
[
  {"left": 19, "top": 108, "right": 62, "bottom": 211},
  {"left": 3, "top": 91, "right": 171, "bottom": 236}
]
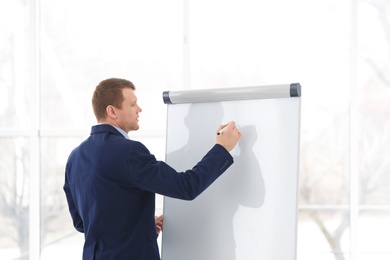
[
  {"left": 217, "top": 127, "right": 226, "bottom": 135},
  {"left": 217, "top": 123, "right": 239, "bottom": 135}
]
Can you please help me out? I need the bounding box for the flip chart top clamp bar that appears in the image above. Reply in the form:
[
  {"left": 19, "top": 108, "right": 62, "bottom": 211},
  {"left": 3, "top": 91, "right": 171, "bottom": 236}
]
[{"left": 163, "top": 83, "right": 301, "bottom": 104}]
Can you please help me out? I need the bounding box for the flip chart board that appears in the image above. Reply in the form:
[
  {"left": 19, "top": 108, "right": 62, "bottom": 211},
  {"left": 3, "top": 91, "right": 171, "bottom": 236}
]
[{"left": 161, "top": 83, "right": 301, "bottom": 260}]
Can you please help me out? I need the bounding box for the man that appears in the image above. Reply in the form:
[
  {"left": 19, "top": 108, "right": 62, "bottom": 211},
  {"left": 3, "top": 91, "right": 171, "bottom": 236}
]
[{"left": 63, "top": 78, "right": 241, "bottom": 259}]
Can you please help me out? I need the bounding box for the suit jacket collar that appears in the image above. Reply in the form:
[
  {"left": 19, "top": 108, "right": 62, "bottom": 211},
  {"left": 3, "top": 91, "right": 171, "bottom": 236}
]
[{"left": 91, "top": 124, "right": 124, "bottom": 138}]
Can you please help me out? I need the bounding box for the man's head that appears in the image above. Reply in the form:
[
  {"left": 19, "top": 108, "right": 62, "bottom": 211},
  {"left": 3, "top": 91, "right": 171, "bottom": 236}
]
[{"left": 92, "top": 78, "right": 142, "bottom": 132}]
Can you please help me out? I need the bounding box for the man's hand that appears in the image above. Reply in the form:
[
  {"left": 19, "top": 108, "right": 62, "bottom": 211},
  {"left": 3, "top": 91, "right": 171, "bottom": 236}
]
[
  {"left": 155, "top": 214, "right": 163, "bottom": 235},
  {"left": 216, "top": 121, "right": 241, "bottom": 152}
]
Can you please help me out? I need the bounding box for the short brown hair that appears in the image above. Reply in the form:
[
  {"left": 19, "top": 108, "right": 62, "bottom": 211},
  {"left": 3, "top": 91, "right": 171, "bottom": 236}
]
[{"left": 92, "top": 78, "right": 135, "bottom": 121}]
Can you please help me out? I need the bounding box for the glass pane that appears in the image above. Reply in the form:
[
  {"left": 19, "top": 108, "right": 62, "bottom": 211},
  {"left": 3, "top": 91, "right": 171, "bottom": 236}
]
[
  {"left": 40, "top": 0, "right": 182, "bottom": 134},
  {"left": 358, "top": 211, "right": 390, "bottom": 253},
  {"left": 357, "top": 0, "right": 390, "bottom": 206},
  {"left": 0, "top": 137, "right": 30, "bottom": 260},
  {"left": 299, "top": 122, "right": 349, "bottom": 205},
  {"left": 297, "top": 253, "right": 350, "bottom": 260},
  {"left": 0, "top": 1, "right": 33, "bottom": 129},
  {"left": 189, "top": 0, "right": 350, "bottom": 87},
  {"left": 40, "top": 137, "right": 84, "bottom": 259},
  {"left": 298, "top": 210, "right": 350, "bottom": 258},
  {"left": 296, "top": 0, "right": 350, "bottom": 205},
  {"left": 357, "top": 253, "right": 390, "bottom": 260}
]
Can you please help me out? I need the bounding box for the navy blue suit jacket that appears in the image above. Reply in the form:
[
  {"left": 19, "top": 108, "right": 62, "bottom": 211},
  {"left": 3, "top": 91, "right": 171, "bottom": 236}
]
[{"left": 64, "top": 124, "right": 234, "bottom": 259}]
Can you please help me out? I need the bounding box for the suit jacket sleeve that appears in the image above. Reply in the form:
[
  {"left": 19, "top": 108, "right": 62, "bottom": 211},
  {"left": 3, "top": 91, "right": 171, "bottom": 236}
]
[
  {"left": 127, "top": 142, "right": 234, "bottom": 200},
  {"left": 64, "top": 157, "right": 84, "bottom": 233}
]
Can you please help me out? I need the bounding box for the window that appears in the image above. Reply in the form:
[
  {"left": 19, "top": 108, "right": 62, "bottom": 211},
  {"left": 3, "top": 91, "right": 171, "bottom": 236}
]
[{"left": 0, "top": 0, "right": 389, "bottom": 259}]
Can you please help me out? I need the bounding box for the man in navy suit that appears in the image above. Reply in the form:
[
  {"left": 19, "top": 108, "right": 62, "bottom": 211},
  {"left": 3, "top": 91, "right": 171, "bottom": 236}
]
[{"left": 63, "top": 78, "right": 241, "bottom": 259}]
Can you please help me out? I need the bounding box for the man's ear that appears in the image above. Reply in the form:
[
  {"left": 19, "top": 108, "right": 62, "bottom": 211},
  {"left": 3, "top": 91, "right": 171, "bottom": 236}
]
[{"left": 106, "top": 105, "right": 117, "bottom": 119}]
